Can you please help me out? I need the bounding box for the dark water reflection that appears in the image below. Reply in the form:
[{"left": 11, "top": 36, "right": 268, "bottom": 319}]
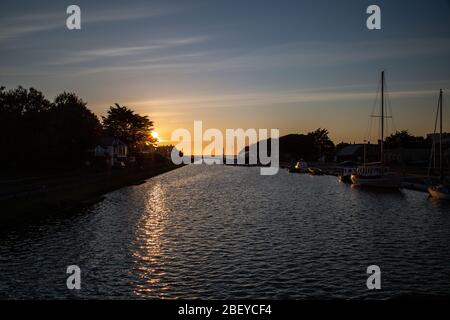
[{"left": 1, "top": 165, "right": 449, "bottom": 299}]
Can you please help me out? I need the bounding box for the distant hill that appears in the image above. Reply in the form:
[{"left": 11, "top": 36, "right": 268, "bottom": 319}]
[{"left": 242, "top": 133, "right": 328, "bottom": 163}]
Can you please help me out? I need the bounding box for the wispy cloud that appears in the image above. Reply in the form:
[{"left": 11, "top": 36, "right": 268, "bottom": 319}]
[
  {"left": 127, "top": 86, "right": 441, "bottom": 110},
  {"left": 193, "top": 37, "right": 450, "bottom": 72},
  {"left": 49, "top": 36, "right": 209, "bottom": 66},
  {"left": 0, "top": 5, "right": 176, "bottom": 42},
  {"left": 82, "top": 6, "right": 176, "bottom": 24},
  {"left": 0, "top": 13, "right": 60, "bottom": 42},
  {"left": 66, "top": 36, "right": 450, "bottom": 76}
]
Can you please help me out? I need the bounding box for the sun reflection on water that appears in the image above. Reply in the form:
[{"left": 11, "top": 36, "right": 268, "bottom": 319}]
[{"left": 132, "top": 182, "right": 172, "bottom": 298}]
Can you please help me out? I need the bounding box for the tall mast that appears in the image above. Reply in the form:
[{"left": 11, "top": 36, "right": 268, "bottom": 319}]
[
  {"left": 439, "top": 89, "right": 443, "bottom": 180},
  {"left": 381, "top": 71, "right": 385, "bottom": 164}
]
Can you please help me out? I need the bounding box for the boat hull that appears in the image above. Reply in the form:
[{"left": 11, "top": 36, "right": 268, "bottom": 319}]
[
  {"left": 338, "top": 175, "right": 352, "bottom": 183},
  {"left": 428, "top": 186, "right": 450, "bottom": 200},
  {"left": 351, "top": 174, "right": 402, "bottom": 188},
  {"left": 308, "top": 168, "right": 324, "bottom": 176},
  {"left": 288, "top": 168, "right": 307, "bottom": 174}
]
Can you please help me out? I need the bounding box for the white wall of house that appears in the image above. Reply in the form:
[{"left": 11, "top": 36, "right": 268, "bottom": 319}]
[
  {"left": 95, "top": 146, "right": 114, "bottom": 157},
  {"left": 94, "top": 146, "right": 106, "bottom": 157},
  {"left": 115, "top": 145, "right": 127, "bottom": 158},
  {"left": 94, "top": 141, "right": 127, "bottom": 168}
]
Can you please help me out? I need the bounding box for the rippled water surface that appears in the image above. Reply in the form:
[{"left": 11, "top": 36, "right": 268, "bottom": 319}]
[{"left": 1, "top": 165, "right": 450, "bottom": 299}]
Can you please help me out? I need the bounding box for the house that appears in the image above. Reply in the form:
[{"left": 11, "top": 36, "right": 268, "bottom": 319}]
[
  {"left": 336, "top": 143, "right": 379, "bottom": 163},
  {"left": 94, "top": 136, "right": 127, "bottom": 167},
  {"left": 426, "top": 132, "right": 450, "bottom": 144},
  {"left": 385, "top": 148, "right": 430, "bottom": 166}
]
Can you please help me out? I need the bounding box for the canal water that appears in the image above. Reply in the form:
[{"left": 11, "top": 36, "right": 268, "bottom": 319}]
[{"left": 1, "top": 165, "right": 449, "bottom": 299}]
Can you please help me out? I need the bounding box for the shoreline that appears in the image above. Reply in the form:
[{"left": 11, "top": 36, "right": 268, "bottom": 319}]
[
  {"left": 230, "top": 162, "right": 442, "bottom": 192},
  {"left": 0, "top": 163, "right": 183, "bottom": 225}
]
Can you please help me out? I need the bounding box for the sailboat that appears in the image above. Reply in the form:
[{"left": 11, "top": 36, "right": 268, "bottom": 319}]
[
  {"left": 428, "top": 89, "right": 450, "bottom": 200},
  {"left": 351, "top": 71, "right": 402, "bottom": 188}
]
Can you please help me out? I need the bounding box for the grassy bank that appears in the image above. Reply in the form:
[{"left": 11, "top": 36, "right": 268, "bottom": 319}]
[{"left": 0, "top": 162, "right": 183, "bottom": 224}]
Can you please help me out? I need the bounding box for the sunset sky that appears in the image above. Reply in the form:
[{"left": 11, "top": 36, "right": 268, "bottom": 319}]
[{"left": 1, "top": 0, "right": 449, "bottom": 150}]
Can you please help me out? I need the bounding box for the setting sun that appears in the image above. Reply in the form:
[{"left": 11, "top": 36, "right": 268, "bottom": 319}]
[{"left": 151, "top": 131, "right": 159, "bottom": 140}]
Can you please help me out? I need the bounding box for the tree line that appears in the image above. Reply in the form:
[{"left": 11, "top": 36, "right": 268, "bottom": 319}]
[
  {"left": 337, "top": 130, "right": 432, "bottom": 152},
  {"left": 0, "top": 86, "right": 156, "bottom": 170},
  {"left": 253, "top": 128, "right": 434, "bottom": 164}
]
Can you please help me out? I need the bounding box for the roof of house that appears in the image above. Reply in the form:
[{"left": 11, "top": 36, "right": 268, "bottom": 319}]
[
  {"left": 97, "top": 136, "right": 127, "bottom": 147},
  {"left": 337, "top": 145, "right": 363, "bottom": 157}
]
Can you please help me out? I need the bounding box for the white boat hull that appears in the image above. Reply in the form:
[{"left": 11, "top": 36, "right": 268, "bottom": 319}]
[
  {"left": 351, "top": 174, "right": 402, "bottom": 188},
  {"left": 428, "top": 186, "right": 450, "bottom": 200}
]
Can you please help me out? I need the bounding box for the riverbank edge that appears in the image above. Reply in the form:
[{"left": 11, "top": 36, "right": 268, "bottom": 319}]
[{"left": 1, "top": 163, "right": 184, "bottom": 225}]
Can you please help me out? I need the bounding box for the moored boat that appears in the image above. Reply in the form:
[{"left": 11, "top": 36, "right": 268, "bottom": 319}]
[
  {"left": 350, "top": 71, "right": 402, "bottom": 189},
  {"left": 288, "top": 160, "right": 308, "bottom": 174},
  {"left": 351, "top": 163, "right": 402, "bottom": 188},
  {"left": 428, "top": 185, "right": 450, "bottom": 200},
  {"left": 427, "top": 89, "right": 449, "bottom": 200},
  {"left": 307, "top": 167, "right": 324, "bottom": 176},
  {"left": 338, "top": 167, "right": 356, "bottom": 183}
]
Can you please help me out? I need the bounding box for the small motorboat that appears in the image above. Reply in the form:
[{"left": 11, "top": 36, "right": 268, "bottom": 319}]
[
  {"left": 338, "top": 167, "right": 356, "bottom": 183},
  {"left": 428, "top": 184, "right": 450, "bottom": 200},
  {"left": 288, "top": 161, "right": 308, "bottom": 174}
]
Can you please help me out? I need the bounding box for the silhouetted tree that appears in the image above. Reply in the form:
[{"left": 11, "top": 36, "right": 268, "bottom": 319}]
[
  {"left": 307, "top": 128, "right": 335, "bottom": 160},
  {"left": 308, "top": 128, "right": 330, "bottom": 142},
  {"left": 384, "top": 130, "right": 427, "bottom": 149},
  {"left": 0, "top": 87, "right": 101, "bottom": 169},
  {"left": 102, "top": 103, "right": 156, "bottom": 152},
  {"left": 0, "top": 86, "right": 52, "bottom": 166},
  {"left": 0, "top": 86, "right": 51, "bottom": 115},
  {"left": 49, "top": 92, "right": 102, "bottom": 164}
]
